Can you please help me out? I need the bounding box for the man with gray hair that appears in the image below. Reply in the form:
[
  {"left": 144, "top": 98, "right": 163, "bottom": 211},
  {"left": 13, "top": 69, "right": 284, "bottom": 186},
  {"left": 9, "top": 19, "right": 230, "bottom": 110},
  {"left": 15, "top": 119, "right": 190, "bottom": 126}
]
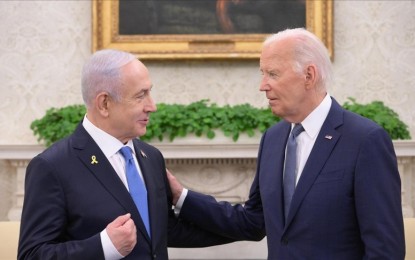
[
  {"left": 168, "top": 28, "right": 406, "bottom": 259},
  {"left": 18, "top": 49, "right": 231, "bottom": 260}
]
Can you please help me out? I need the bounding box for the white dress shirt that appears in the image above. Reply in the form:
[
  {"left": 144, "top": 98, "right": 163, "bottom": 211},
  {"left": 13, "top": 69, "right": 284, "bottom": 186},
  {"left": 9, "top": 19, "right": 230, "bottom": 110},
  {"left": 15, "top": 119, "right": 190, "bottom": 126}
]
[
  {"left": 175, "top": 94, "right": 332, "bottom": 210},
  {"left": 292, "top": 94, "right": 331, "bottom": 185},
  {"left": 83, "top": 115, "right": 145, "bottom": 260}
]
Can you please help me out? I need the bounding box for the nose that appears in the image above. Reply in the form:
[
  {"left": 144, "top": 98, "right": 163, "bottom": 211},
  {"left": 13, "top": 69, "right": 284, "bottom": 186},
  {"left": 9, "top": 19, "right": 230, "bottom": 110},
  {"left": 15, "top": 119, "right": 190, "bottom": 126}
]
[
  {"left": 259, "top": 76, "right": 270, "bottom": 92},
  {"left": 145, "top": 95, "right": 157, "bottom": 112}
]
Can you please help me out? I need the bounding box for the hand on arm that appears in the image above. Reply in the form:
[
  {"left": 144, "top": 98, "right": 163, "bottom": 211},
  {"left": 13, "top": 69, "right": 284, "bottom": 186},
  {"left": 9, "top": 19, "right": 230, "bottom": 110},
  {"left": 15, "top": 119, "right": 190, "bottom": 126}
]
[{"left": 166, "top": 169, "right": 184, "bottom": 206}]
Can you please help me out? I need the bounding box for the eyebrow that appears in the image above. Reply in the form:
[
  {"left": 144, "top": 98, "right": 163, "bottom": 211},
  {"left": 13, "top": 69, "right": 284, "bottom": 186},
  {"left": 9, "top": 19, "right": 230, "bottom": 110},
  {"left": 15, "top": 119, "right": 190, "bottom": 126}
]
[{"left": 136, "top": 85, "right": 153, "bottom": 95}]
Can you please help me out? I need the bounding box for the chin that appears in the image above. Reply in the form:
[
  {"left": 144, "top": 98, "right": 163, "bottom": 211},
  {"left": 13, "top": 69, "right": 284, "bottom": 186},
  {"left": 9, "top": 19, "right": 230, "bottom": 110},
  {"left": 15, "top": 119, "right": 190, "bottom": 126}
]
[
  {"left": 270, "top": 107, "right": 281, "bottom": 117},
  {"left": 137, "top": 129, "right": 147, "bottom": 138}
]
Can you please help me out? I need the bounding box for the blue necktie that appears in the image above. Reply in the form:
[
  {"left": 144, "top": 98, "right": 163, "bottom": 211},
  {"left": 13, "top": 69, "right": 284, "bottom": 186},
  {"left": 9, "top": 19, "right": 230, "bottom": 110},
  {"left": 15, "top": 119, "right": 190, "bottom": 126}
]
[
  {"left": 283, "top": 124, "right": 304, "bottom": 221},
  {"left": 119, "top": 146, "right": 151, "bottom": 237}
]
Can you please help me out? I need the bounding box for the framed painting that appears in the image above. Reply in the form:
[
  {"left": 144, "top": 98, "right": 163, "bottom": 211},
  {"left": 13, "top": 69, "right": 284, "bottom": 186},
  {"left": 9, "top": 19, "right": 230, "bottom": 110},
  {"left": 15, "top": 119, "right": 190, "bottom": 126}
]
[{"left": 93, "top": 0, "right": 333, "bottom": 60}]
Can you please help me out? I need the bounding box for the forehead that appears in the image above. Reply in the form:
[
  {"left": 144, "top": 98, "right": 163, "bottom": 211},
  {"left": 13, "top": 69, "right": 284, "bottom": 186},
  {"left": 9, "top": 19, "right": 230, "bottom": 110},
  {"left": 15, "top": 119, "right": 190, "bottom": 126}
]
[
  {"left": 122, "top": 59, "right": 146, "bottom": 76},
  {"left": 260, "top": 43, "right": 292, "bottom": 70},
  {"left": 121, "top": 60, "right": 151, "bottom": 86}
]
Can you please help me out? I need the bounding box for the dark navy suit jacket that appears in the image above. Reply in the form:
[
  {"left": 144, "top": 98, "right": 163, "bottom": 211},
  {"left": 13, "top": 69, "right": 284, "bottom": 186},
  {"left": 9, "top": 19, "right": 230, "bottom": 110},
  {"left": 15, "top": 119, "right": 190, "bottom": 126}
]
[
  {"left": 18, "top": 123, "right": 231, "bottom": 260},
  {"left": 180, "top": 99, "right": 405, "bottom": 259}
]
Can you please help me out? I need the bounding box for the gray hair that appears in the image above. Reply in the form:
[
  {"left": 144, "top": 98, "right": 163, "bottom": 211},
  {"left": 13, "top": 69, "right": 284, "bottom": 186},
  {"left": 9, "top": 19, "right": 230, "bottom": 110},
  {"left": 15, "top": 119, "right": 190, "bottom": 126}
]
[
  {"left": 81, "top": 49, "right": 137, "bottom": 108},
  {"left": 263, "top": 28, "right": 333, "bottom": 90}
]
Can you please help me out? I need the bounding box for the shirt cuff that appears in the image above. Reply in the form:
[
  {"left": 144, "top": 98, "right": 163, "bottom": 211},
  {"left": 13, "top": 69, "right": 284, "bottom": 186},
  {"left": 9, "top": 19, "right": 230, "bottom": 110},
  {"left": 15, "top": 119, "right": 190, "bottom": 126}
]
[
  {"left": 174, "top": 188, "right": 188, "bottom": 216},
  {"left": 101, "top": 229, "right": 124, "bottom": 260}
]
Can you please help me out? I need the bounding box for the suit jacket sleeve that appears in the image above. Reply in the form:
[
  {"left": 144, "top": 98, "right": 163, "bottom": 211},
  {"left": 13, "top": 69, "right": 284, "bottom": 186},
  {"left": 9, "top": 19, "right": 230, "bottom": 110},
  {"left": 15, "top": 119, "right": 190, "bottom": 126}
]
[
  {"left": 178, "top": 134, "right": 267, "bottom": 242},
  {"left": 18, "top": 156, "right": 104, "bottom": 260},
  {"left": 354, "top": 127, "right": 405, "bottom": 258},
  {"left": 179, "top": 189, "right": 265, "bottom": 242},
  {"left": 166, "top": 198, "right": 238, "bottom": 247},
  {"left": 133, "top": 140, "right": 236, "bottom": 249}
]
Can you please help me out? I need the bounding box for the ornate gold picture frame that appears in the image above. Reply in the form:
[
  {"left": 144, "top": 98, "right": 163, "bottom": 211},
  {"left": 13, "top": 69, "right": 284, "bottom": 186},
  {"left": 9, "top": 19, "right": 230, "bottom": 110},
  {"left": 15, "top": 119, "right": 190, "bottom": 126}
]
[{"left": 93, "top": 0, "right": 333, "bottom": 60}]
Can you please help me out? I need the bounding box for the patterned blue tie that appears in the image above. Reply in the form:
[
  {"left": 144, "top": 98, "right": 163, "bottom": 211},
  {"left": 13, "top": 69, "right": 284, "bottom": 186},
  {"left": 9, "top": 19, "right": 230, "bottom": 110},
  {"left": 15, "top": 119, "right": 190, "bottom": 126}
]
[
  {"left": 119, "top": 146, "right": 151, "bottom": 238},
  {"left": 283, "top": 124, "right": 304, "bottom": 221}
]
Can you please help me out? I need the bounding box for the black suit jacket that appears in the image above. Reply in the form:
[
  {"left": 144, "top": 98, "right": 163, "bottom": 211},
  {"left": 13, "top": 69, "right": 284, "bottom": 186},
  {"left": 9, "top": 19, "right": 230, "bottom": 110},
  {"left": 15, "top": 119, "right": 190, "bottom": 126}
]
[
  {"left": 181, "top": 99, "right": 405, "bottom": 259},
  {"left": 18, "top": 123, "right": 231, "bottom": 260}
]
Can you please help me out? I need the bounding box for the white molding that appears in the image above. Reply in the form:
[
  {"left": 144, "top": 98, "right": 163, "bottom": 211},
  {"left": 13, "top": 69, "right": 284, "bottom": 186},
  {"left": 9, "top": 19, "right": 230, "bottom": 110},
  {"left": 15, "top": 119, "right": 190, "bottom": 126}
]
[
  {"left": 1, "top": 140, "right": 414, "bottom": 160},
  {"left": 153, "top": 143, "right": 259, "bottom": 159},
  {"left": 0, "top": 145, "right": 44, "bottom": 160},
  {"left": 393, "top": 140, "right": 415, "bottom": 157}
]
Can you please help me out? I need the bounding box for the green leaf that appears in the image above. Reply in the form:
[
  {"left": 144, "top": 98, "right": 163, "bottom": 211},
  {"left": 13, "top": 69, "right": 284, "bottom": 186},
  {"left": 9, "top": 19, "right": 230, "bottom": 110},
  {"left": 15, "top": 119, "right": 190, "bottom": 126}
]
[{"left": 30, "top": 98, "right": 410, "bottom": 147}]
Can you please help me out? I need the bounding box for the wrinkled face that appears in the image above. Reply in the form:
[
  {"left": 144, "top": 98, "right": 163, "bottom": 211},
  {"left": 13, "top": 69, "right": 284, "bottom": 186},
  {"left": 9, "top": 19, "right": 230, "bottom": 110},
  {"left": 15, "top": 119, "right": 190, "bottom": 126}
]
[
  {"left": 259, "top": 39, "right": 309, "bottom": 123},
  {"left": 108, "top": 59, "right": 157, "bottom": 143}
]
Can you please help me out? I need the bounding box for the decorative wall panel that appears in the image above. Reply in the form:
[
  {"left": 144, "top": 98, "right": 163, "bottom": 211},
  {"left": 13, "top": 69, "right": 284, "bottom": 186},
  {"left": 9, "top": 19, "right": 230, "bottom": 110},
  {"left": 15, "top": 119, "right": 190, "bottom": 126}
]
[
  {"left": 0, "top": 1, "right": 414, "bottom": 146},
  {"left": 0, "top": 1, "right": 90, "bottom": 144},
  {"left": 0, "top": 2, "right": 414, "bottom": 258}
]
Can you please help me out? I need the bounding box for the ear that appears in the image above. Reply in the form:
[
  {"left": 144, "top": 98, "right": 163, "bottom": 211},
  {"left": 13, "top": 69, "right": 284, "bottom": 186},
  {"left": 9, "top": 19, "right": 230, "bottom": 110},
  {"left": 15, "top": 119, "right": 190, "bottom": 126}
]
[
  {"left": 95, "top": 92, "right": 110, "bottom": 117},
  {"left": 305, "top": 64, "right": 317, "bottom": 89}
]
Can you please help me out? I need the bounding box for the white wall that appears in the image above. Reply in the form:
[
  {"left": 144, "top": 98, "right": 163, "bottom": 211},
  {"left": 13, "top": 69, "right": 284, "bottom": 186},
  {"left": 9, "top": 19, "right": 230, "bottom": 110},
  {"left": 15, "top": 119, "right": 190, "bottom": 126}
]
[
  {"left": 1, "top": 4, "right": 414, "bottom": 259},
  {"left": 0, "top": 0, "right": 415, "bottom": 221},
  {"left": 0, "top": 1, "right": 414, "bottom": 146}
]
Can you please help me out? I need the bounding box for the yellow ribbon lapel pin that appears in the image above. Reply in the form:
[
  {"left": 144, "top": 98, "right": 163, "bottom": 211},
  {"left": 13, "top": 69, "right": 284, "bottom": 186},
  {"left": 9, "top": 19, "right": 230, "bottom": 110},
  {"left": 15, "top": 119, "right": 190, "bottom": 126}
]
[{"left": 91, "top": 155, "right": 98, "bottom": 164}]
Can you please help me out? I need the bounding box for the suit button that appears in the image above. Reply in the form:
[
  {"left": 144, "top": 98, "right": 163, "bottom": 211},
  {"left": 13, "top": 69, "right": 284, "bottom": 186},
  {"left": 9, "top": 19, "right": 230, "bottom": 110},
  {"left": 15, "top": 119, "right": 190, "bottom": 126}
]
[
  {"left": 281, "top": 237, "right": 288, "bottom": 245},
  {"left": 152, "top": 253, "right": 157, "bottom": 259}
]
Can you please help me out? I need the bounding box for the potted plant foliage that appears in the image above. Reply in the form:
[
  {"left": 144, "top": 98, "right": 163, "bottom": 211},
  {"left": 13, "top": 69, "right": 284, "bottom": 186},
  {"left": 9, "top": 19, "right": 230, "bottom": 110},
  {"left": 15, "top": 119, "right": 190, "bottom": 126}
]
[{"left": 31, "top": 98, "right": 411, "bottom": 147}]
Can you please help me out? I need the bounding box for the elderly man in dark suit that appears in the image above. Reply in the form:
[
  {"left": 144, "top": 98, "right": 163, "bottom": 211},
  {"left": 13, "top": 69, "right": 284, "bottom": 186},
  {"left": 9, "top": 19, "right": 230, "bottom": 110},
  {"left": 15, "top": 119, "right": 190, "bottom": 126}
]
[
  {"left": 168, "top": 28, "right": 406, "bottom": 259},
  {"left": 18, "top": 49, "right": 231, "bottom": 260}
]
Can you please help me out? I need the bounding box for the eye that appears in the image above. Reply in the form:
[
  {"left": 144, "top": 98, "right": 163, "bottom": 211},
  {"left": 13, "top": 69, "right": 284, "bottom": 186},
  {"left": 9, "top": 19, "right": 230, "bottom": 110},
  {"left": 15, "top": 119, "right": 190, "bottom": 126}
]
[
  {"left": 268, "top": 71, "right": 279, "bottom": 79},
  {"left": 135, "top": 91, "right": 146, "bottom": 100}
]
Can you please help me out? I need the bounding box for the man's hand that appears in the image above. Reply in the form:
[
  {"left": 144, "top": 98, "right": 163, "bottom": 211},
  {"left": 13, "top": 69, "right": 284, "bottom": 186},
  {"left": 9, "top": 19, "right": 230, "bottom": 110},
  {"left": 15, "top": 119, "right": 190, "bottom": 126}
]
[
  {"left": 166, "top": 169, "right": 183, "bottom": 206},
  {"left": 106, "top": 213, "right": 137, "bottom": 257}
]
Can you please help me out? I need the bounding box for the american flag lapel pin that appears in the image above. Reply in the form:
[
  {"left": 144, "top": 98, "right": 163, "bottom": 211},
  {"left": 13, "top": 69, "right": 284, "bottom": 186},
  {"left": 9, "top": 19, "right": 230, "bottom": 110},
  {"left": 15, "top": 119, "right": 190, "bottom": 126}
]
[
  {"left": 140, "top": 150, "right": 147, "bottom": 158},
  {"left": 325, "top": 135, "right": 333, "bottom": 140}
]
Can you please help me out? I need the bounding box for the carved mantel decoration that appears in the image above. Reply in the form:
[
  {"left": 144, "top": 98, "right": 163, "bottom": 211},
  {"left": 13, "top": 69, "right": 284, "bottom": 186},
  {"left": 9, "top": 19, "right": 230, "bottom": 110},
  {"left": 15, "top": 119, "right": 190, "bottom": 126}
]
[{"left": 1, "top": 140, "right": 414, "bottom": 222}]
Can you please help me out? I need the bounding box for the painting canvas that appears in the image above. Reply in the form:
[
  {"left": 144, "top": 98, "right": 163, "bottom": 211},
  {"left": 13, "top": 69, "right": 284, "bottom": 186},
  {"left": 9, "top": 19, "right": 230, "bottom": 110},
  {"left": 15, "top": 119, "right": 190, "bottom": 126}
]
[
  {"left": 119, "top": 0, "right": 305, "bottom": 35},
  {"left": 93, "top": 0, "right": 333, "bottom": 59}
]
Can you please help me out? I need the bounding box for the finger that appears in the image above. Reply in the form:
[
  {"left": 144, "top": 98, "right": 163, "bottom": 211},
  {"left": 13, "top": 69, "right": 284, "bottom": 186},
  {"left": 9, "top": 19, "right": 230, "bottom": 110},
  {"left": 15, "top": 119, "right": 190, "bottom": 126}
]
[
  {"left": 112, "top": 213, "right": 131, "bottom": 227},
  {"left": 123, "top": 218, "right": 136, "bottom": 230},
  {"left": 166, "top": 168, "right": 178, "bottom": 184},
  {"left": 166, "top": 170, "right": 184, "bottom": 206}
]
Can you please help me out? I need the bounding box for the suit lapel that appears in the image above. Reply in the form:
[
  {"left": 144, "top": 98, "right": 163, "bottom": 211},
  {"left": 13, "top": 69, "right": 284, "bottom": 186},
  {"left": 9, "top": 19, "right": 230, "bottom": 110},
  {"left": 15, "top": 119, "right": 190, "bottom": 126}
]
[
  {"left": 71, "top": 124, "right": 151, "bottom": 243},
  {"left": 132, "top": 141, "right": 157, "bottom": 244},
  {"left": 271, "top": 123, "right": 292, "bottom": 228},
  {"left": 284, "top": 99, "right": 344, "bottom": 228},
  {"left": 72, "top": 125, "right": 137, "bottom": 212}
]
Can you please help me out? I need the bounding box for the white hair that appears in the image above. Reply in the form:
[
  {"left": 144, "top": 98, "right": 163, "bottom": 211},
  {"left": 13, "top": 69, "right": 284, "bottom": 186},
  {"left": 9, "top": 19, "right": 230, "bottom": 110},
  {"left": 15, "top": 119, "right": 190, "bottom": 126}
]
[
  {"left": 264, "top": 28, "right": 333, "bottom": 90},
  {"left": 81, "top": 49, "right": 137, "bottom": 108}
]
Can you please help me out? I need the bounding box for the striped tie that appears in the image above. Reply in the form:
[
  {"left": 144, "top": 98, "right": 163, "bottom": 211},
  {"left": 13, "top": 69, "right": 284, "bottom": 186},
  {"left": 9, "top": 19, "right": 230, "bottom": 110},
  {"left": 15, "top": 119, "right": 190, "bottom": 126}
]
[{"left": 283, "top": 124, "right": 304, "bottom": 221}]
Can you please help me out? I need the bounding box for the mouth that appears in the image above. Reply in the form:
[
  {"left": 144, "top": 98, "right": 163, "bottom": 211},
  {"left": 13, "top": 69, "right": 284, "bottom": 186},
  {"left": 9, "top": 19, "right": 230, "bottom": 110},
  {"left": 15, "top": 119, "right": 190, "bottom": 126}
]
[
  {"left": 139, "top": 118, "right": 149, "bottom": 125},
  {"left": 267, "top": 97, "right": 278, "bottom": 105}
]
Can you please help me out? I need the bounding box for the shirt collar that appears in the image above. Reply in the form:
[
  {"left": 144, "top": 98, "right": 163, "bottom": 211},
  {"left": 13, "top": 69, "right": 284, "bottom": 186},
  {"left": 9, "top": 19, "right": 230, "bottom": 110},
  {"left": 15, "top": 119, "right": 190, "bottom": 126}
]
[
  {"left": 82, "top": 115, "right": 135, "bottom": 158},
  {"left": 297, "top": 94, "right": 332, "bottom": 139}
]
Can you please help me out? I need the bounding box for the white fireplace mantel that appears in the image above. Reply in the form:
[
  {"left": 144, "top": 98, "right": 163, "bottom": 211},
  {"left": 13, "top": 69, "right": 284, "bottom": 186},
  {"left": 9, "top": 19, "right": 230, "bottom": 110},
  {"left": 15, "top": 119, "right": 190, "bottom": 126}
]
[
  {"left": 2, "top": 140, "right": 413, "bottom": 159},
  {"left": 1, "top": 140, "right": 415, "bottom": 220},
  {"left": 1, "top": 140, "right": 414, "bottom": 259}
]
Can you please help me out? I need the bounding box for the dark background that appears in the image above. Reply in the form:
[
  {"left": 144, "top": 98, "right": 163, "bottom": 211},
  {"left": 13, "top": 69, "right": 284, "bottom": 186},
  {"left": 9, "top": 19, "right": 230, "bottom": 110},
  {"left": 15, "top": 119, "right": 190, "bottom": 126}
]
[{"left": 119, "top": 0, "right": 305, "bottom": 35}]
